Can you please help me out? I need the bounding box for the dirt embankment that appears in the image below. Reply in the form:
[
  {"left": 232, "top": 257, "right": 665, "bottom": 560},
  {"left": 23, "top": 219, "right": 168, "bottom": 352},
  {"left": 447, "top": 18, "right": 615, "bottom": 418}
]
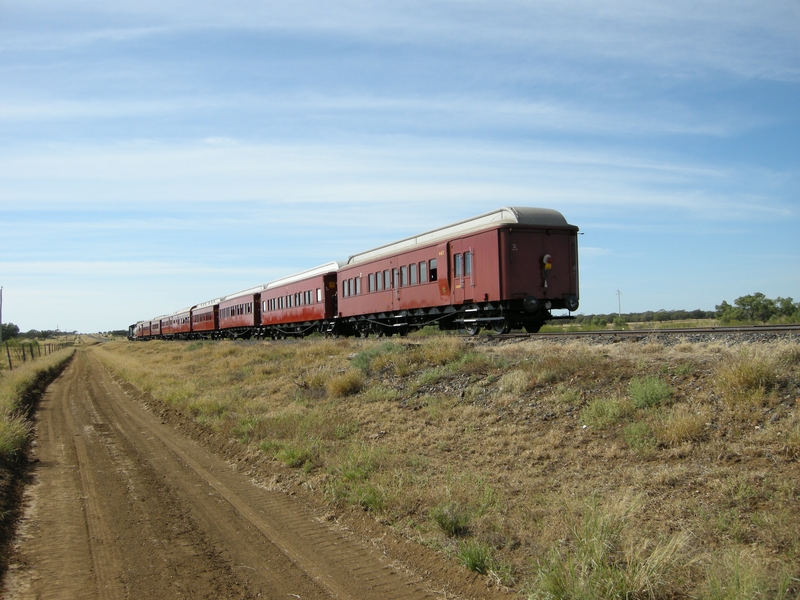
[{"left": 1, "top": 349, "right": 504, "bottom": 599}]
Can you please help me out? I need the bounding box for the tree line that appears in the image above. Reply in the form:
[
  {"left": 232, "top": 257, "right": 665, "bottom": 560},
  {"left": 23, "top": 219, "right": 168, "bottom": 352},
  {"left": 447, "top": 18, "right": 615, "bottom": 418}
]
[
  {"left": 714, "top": 293, "right": 799, "bottom": 324},
  {"left": 1, "top": 324, "right": 77, "bottom": 340}
]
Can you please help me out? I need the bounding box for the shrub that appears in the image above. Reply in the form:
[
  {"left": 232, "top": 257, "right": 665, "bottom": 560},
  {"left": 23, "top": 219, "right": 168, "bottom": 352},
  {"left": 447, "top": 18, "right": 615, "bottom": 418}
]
[
  {"left": 629, "top": 376, "right": 672, "bottom": 409},
  {"left": 715, "top": 348, "right": 778, "bottom": 406},
  {"left": 326, "top": 369, "right": 364, "bottom": 397}
]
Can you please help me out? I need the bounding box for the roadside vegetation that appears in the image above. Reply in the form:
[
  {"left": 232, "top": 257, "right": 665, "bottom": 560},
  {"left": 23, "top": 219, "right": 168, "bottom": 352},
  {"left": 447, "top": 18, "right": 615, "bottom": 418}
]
[
  {"left": 94, "top": 335, "right": 800, "bottom": 598},
  {"left": 0, "top": 348, "right": 75, "bottom": 459}
]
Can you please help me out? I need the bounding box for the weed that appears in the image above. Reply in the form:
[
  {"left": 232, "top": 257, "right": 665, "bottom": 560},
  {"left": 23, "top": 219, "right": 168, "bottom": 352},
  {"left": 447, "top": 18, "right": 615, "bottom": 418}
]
[
  {"left": 782, "top": 423, "right": 800, "bottom": 459},
  {"left": 701, "top": 548, "right": 794, "bottom": 600},
  {"left": 232, "top": 415, "right": 261, "bottom": 443},
  {"left": 351, "top": 341, "right": 404, "bottom": 373},
  {"left": 416, "top": 366, "right": 449, "bottom": 388},
  {"left": 498, "top": 370, "right": 532, "bottom": 395},
  {"left": 629, "top": 376, "right": 672, "bottom": 409},
  {"left": 553, "top": 384, "right": 582, "bottom": 405},
  {"left": 622, "top": 421, "right": 657, "bottom": 455},
  {"left": 361, "top": 384, "right": 401, "bottom": 403},
  {"left": 656, "top": 404, "right": 709, "bottom": 446},
  {"left": 430, "top": 502, "right": 470, "bottom": 536},
  {"left": 0, "top": 415, "right": 31, "bottom": 460},
  {"left": 715, "top": 348, "right": 778, "bottom": 406},
  {"left": 456, "top": 539, "right": 494, "bottom": 574},
  {"left": 355, "top": 483, "right": 386, "bottom": 513},
  {"left": 420, "top": 337, "right": 464, "bottom": 366},
  {"left": 278, "top": 444, "right": 316, "bottom": 469},
  {"left": 579, "top": 395, "right": 632, "bottom": 429},
  {"left": 326, "top": 369, "right": 364, "bottom": 398},
  {"left": 527, "top": 497, "right": 686, "bottom": 600}
]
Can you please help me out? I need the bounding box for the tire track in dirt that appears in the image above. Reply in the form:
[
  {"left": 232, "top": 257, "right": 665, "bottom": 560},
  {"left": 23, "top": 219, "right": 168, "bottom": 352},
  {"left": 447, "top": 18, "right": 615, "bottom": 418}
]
[{"left": 4, "top": 350, "right": 434, "bottom": 599}]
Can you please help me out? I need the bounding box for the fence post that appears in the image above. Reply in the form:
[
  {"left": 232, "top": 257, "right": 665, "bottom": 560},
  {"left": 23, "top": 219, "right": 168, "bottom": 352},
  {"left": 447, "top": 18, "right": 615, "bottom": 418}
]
[
  {"left": 30, "top": 343, "right": 35, "bottom": 361},
  {"left": 21, "top": 344, "right": 26, "bottom": 362},
  {"left": 5, "top": 342, "right": 11, "bottom": 371}
]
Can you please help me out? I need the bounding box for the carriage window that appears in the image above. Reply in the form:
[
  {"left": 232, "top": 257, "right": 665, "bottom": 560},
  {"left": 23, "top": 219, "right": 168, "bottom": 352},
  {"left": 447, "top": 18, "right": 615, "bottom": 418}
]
[
  {"left": 392, "top": 269, "right": 399, "bottom": 288},
  {"left": 454, "top": 254, "right": 463, "bottom": 278},
  {"left": 384, "top": 270, "right": 391, "bottom": 289},
  {"left": 410, "top": 263, "right": 417, "bottom": 285},
  {"left": 420, "top": 261, "right": 427, "bottom": 283},
  {"left": 429, "top": 259, "right": 437, "bottom": 281},
  {"left": 356, "top": 277, "right": 362, "bottom": 295},
  {"left": 317, "top": 288, "right": 322, "bottom": 303},
  {"left": 376, "top": 272, "right": 383, "bottom": 291},
  {"left": 465, "top": 251, "right": 473, "bottom": 276},
  {"left": 369, "top": 273, "right": 375, "bottom": 292},
  {"left": 400, "top": 266, "right": 407, "bottom": 287}
]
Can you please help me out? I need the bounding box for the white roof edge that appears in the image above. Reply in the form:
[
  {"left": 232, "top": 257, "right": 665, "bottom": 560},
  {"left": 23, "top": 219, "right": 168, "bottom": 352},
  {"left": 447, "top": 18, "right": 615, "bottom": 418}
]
[
  {"left": 219, "top": 284, "right": 270, "bottom": 303},
  {"left": 264, "top": 261, "right": 346, "bottom": 290},
  {"left": 194, "top": 297, "right": 223, "bottom": 310},
  {"left": 346, "top": 206, "right": 572, "bottom": 266}
]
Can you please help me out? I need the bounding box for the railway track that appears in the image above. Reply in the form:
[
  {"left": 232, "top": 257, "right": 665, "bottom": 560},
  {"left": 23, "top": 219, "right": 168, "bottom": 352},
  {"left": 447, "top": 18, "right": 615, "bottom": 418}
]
[{"left": 486, "top": 323, "right": 800, "bottom": 341}]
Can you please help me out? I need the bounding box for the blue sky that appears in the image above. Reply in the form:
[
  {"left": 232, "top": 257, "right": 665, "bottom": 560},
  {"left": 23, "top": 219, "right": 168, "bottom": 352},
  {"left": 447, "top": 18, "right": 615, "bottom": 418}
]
[{"left": 1, "top": 1, "right": 798, "bottom": 332}]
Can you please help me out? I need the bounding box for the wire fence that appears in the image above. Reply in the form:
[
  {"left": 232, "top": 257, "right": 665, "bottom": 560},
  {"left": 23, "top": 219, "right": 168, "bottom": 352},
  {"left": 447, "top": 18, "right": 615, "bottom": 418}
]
[{"left": 3, "top": 340, "right": 71, "bottom": 371}]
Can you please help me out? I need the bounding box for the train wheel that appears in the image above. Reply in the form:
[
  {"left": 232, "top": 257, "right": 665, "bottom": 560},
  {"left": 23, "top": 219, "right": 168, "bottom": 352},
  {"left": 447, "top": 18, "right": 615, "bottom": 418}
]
[
  {"left": 464, "top": 323, "right": 480, "bottom": 336},
  {"left": 492, "top": 321, "right": 510, "bottom": 334},
  {"left": 524, "top": 323, "right": 542, "bottom": 333}
]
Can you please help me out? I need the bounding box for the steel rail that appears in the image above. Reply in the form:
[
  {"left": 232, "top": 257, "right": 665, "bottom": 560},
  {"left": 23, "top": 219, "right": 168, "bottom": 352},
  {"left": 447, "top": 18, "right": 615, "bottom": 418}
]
[{"left": 487, "top": 324, "right": 800, "bottom": 340}]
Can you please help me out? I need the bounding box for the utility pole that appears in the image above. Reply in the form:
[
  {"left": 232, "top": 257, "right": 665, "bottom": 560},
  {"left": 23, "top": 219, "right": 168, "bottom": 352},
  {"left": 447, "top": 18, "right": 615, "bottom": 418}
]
[
  {"left": 1, "top": 286, "right": 3, "bottom": 345},
  {"left": 616, "top": 288, "right": 622, "bottom": 318}
]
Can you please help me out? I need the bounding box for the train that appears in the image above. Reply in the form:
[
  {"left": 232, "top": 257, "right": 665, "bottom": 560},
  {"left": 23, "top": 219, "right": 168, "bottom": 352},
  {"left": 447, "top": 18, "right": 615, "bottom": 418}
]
[{"left": 128, "top": 206, "right": 579, "bottom": 340}]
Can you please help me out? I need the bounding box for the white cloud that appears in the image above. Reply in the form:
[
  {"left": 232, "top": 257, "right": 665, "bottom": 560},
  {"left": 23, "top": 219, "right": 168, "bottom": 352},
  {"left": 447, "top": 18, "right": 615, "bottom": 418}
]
[{"left": 4, "top": 1, "right": 797, "bottom": 81}]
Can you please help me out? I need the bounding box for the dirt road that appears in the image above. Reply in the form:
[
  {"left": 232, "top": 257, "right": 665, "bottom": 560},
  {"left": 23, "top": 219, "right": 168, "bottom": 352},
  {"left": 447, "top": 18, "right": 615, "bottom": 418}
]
[{"left": 3, "top": 351, "right": 437, "bottom": 599}]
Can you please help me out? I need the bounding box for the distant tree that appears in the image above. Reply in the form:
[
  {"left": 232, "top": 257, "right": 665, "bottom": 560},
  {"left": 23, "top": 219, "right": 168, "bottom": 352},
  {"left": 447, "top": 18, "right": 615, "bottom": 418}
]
[
  {"left": 776, "top": 297, "right": 797, "bottom": 317},
  {"left": 736, "top": 293, "right": 776, "bottom": 322},
  {"left": 716, "top": 293, "right": 799, "bottom": 324},
  {"left": 1, "top": 323, "right": 20, "bottom": 339}
]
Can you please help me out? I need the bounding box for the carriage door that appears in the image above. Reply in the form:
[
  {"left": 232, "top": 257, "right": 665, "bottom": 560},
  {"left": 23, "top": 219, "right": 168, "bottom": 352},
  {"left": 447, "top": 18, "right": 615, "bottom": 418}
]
[{"left": 450, "top": 240, "right": 474, "bottom": 305}]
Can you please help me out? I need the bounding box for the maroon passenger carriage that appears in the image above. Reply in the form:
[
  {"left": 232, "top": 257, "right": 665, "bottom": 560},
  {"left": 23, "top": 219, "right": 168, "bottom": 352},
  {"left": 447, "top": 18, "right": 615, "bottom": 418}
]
[
  {"left": 335, "top": 206, "right": 579, "bottom": 336},
  {"left": 259, "top": 262, "right": 343, "bottom": 338}
]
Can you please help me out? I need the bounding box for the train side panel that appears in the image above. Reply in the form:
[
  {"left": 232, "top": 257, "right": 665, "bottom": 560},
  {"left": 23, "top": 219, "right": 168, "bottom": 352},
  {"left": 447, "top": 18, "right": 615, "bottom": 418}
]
[
  {"left": 219, "top": 294, "right": 259, "bottom": 330},
  {"left": 191, "top": 305, "right": 218, "bottom": 334},
  {"left": 261, "top": 273, "right": 336, "bottom": 326},
  {"left": 338, "top": 243, "right": 446, "bottom": 317}
]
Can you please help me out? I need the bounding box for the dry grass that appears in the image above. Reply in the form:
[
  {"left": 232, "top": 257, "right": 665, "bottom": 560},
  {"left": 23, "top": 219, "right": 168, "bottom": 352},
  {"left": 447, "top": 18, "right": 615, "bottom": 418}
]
[
  {"left": 0, "top": 349, "right": 74, "bottom": 459},
  {"left": 93, "top": 338, "right": 800, "bottom": 598}
]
